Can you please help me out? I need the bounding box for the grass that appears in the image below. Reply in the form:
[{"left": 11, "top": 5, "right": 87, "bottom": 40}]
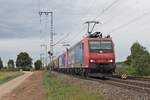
[
  {"left": 0, "top": 71, "right": 24, "bottom": 84},
  {"left": 43, "top": 72, "right": 104, "bottom": 100},
  {"left": 116, "top": 62, "right": 150, "bottom": 76},
  {"left": 116, "top": 62, "right": 129, "bottom": 76}
]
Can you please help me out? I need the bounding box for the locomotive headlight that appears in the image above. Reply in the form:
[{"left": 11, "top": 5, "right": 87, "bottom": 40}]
[
  {"left": 90, "top": 59, "right": 95, "bottom": 63},
  {"left": 108, "top": 59, "right": 113, "bottom": 62}
]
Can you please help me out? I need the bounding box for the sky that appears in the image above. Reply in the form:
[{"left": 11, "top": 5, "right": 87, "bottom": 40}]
[{"left": 0, "top": 0, "right": 150, "bottom": 66}]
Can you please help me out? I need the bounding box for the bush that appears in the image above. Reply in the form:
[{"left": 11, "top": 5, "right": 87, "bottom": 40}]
[
  {"left": 116, "top": 63, "right": 128, "bottom": 76},
  {"left": 34, "top": 60, "right": 42, "bottom": 70}
]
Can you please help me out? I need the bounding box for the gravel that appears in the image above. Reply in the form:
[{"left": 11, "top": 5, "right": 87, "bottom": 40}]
[{"left": 52, "top": 71, "right": 150, "bottom": 100}]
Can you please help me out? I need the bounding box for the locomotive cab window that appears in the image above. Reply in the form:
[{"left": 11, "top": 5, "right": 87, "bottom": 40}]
[{"left": 89, "top": 40, "right": 113, "bottom": 53}]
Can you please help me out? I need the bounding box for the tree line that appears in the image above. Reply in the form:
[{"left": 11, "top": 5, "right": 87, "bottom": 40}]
[
  {"left": 124, "top": 42, "right": 150, "bottom": 76},
  {"left": 0, "top": 52, "right": 43, "bottom": 71}
]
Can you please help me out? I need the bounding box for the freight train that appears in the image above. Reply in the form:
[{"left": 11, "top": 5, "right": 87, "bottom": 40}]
[{"left": 50, "top": 32, "right": 116, "bottom": 77}]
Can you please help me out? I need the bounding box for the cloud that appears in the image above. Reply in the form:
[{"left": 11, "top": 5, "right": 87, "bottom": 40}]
[
  {"left": 0, "top": 0, "right": 150, "bottom": 64},
  {"left": 0, "top": 38, "right": 42, "bottom": 65},
  {"left": 0, "top": 0, "right": 40, "bottom": 39}
]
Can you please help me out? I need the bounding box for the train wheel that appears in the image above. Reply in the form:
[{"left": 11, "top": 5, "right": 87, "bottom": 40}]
[
  {"left": 101, "top": 76, "right": 106, "bottom": 80},
  {"left": 84, "top": 69, "right": 89, "bottom": 78},
  {"left": 81, "top": 69, "right": 86, "bottom": 77},
  {"left": 79, "top": 68, "right": 82, "bottom": 76}
]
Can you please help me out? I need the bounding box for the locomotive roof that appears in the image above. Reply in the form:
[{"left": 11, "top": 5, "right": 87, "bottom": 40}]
[
  {"left": 68, "top": 36, "right": 112, "bottom": 51},
  {"left": 87, "top": 36, "right": 112, "bottom": 39},
  {"left": 64, "top": 32, "right": 112, "bottom": 53}
]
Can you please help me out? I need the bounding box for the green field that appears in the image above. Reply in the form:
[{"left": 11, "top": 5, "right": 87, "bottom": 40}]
[
  {"left": 0, "top": 71, "right": 24, "bottom": 84},
  {"left": 43, "top": 72, "right": 104, "bottom": 100}
]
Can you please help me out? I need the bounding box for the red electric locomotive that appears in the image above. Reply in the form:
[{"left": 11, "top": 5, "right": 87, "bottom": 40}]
[{"left": 54, "top": 32, "right": 116, "bottom": 77}]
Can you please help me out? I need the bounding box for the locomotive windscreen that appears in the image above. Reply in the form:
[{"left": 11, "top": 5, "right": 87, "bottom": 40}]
[{"left": 89, "top": 40, "right": 113, "bottom": 53}]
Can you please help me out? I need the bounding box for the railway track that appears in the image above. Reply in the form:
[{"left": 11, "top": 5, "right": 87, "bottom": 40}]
[
  {"left": 54, "top": 71, "right": 150, "bottom": 94},
  {"left": 71, "top": 74, "right": 150, "bottom": 94},
  {"left": 109, "top": 77, "right": 150, "bottom": 88},
  {"left": 105, "top": 77, "right": 150, "bottom": 94},
  {"left": 113, "top": 75, "right": 150, "bottom": 82},
  {"left": 127, "top": 76, "right": 150, "bottom": 82}
]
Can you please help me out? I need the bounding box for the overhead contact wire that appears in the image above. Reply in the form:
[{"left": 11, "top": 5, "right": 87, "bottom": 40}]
[
  {"left": 109, "top": 11, "right": 150, "bottom": 33},
  {"left": 93, "top": 0, "right": 120, "bottom": 20}
]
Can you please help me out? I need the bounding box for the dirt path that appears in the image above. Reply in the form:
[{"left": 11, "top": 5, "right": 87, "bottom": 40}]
[
  {"left": 0, "top": 72, "right": 33, "bottom": 99},
  {"left": 0, "top": 71, "right": 45, "bottom": 100}
]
